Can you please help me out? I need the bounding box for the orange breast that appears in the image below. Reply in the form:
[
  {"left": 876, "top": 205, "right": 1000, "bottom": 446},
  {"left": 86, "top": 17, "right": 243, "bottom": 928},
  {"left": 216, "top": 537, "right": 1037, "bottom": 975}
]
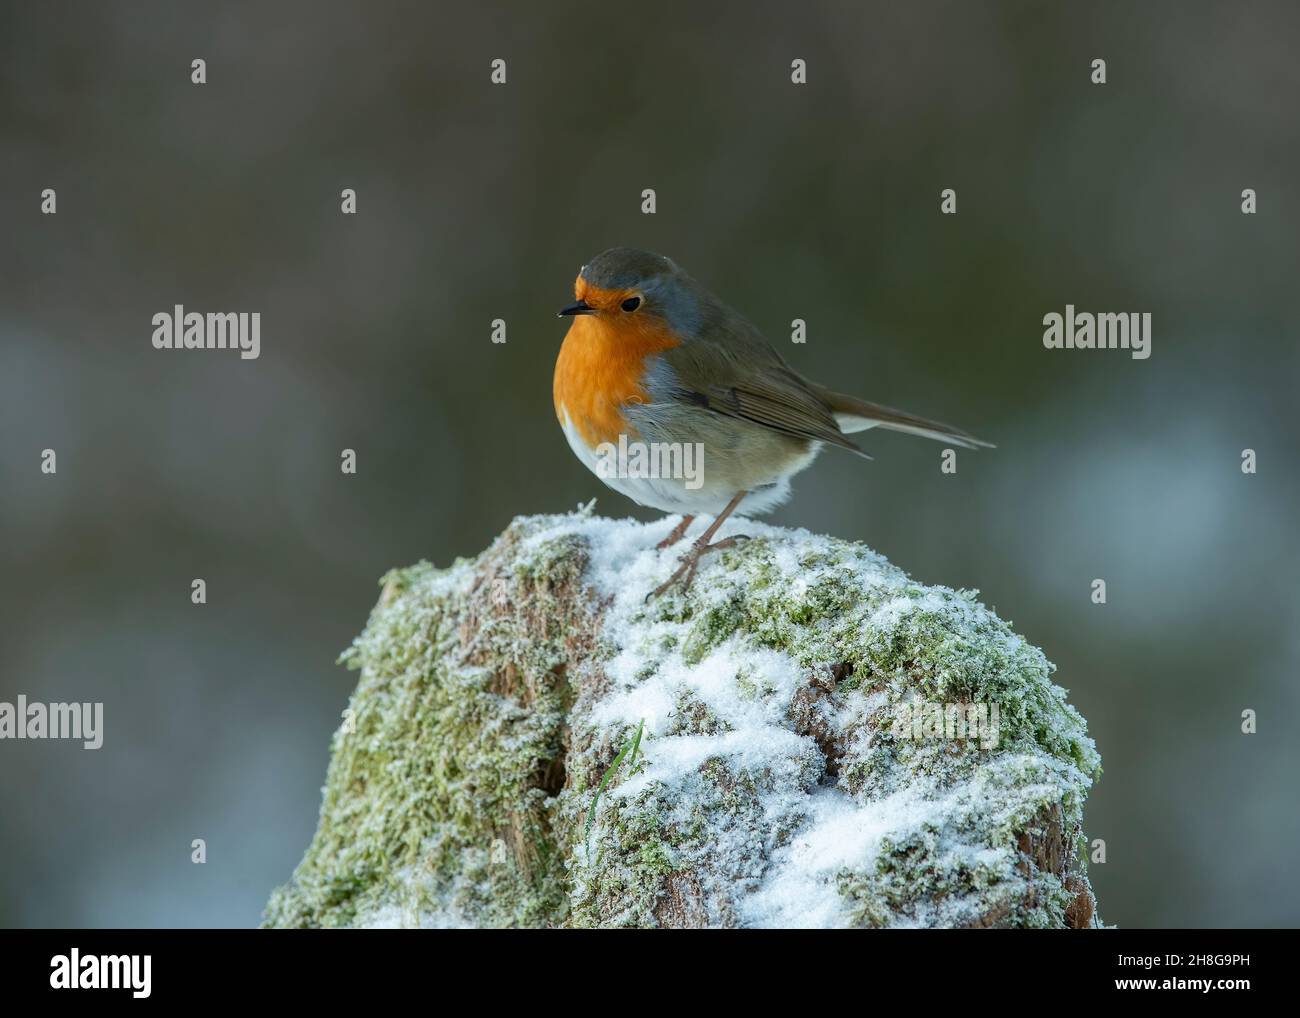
[{"left": 553, "top": 291, "right": 681, "bottom": 449}]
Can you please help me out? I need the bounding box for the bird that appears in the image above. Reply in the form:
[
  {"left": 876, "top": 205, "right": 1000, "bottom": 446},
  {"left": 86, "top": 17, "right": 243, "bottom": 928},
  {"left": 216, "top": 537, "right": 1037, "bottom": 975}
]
[{"left": 552, "top": 247, "right": 993, "bottom": 597}]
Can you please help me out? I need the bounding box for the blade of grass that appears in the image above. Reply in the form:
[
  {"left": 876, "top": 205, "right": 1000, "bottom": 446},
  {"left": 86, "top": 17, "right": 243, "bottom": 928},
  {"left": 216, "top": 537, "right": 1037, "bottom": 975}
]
[{"left": 584, "top": 719, "right": 645, "bottom": 865}]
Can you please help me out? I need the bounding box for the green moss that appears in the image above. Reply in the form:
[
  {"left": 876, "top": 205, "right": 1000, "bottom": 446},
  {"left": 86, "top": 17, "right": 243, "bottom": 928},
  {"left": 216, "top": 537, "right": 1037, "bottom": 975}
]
[
  {"left": 264, "top": 528, "right": 579, "bottom": 928},
  {"left": 568, "top": 791, "right": 681, "bottom": 928},
  {"left": 264, "top": 511, "right": 1102, "bottom": 929}
]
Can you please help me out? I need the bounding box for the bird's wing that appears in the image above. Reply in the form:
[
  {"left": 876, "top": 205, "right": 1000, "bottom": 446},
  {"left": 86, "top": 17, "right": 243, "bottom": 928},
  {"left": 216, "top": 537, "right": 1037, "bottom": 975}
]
[{"left": 658, "top": 335, "right": 870, "bottom": 458}]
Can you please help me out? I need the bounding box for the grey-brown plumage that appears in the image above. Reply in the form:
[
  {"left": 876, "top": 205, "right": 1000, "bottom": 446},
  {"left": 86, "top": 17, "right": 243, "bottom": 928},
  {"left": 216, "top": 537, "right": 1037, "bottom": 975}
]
[{"left": 558, "top": 246, "right": 992, "bottom": 521}]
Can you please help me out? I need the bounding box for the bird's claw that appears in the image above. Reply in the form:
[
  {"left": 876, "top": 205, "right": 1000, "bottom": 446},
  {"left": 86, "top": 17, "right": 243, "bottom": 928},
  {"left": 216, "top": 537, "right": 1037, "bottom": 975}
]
[{"left": 646, "top": 535, "right": 747, "bottom": 601}]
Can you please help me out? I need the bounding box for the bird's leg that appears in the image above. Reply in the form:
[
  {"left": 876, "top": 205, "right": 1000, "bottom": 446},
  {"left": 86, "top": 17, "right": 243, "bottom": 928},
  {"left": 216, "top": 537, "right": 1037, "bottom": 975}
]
[
  {"left": 655, "top": 515, "right": 696, "bottom": 550},
  {"left": 649, "top": 492, "right": 747, "bottom": 599}
]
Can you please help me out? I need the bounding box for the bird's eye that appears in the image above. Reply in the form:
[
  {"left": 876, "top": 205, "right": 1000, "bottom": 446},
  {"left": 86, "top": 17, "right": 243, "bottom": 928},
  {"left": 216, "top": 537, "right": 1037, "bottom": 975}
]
[{"left": 621, "top": 296, "right": 641, "bottom": 312}]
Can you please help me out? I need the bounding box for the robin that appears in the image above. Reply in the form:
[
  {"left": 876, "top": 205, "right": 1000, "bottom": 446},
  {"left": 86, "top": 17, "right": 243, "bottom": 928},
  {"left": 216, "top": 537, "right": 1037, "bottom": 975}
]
[{"left": 553, "top": 247, "right": 992, "bottom": 597}]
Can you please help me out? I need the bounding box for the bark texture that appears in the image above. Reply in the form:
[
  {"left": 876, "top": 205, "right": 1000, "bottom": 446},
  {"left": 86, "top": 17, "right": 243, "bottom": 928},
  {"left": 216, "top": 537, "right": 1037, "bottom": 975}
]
[{"left": 264, "top": 510, "right": 1102, "bottom": 928}]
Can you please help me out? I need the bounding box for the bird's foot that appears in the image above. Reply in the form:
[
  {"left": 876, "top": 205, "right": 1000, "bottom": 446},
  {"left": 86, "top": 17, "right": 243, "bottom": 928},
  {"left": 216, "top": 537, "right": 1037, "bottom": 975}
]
[
  {"left": 648, "top": 535, "right": 749, "bottom": 600},
  {"left": 655, "top": 515, "right": 696, "bottom": 550}
]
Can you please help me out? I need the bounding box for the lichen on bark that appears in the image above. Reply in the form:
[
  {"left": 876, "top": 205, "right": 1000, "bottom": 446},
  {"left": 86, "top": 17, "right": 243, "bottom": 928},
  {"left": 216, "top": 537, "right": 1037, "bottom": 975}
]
[{"left": 263, "top": 508, "right": 1102, "bottom": 928}]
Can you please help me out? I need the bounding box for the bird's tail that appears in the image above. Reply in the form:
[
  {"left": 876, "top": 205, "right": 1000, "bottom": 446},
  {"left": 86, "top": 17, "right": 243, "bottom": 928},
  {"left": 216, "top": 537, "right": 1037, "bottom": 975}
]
[{"left": 813, "top": 385, "right": 995, "bottom": 450}]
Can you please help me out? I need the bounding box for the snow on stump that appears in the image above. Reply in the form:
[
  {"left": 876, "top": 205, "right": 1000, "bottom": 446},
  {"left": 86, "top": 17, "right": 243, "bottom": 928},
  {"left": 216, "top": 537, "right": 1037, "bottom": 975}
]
[{"left": 263, "top": 508, "right": 1102, "bottom": 929}]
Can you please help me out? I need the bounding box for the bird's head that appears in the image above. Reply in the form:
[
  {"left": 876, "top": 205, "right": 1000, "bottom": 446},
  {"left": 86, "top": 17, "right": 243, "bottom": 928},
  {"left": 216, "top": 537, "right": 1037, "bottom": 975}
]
[{"left": 557, "top": 248, "right": 703, "bottom": 339}]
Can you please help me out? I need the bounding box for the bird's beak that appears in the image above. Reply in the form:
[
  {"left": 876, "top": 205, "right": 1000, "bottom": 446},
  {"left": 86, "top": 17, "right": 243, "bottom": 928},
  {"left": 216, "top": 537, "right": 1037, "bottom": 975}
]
[{"left": 557, "top": 299, "right": 595, "bottom": 317}]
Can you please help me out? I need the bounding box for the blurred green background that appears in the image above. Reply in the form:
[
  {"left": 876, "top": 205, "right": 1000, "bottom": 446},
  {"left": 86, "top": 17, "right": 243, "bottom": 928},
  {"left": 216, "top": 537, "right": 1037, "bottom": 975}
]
[{"left": 2, "top": 0, "right": 1297, "bottom": 927}]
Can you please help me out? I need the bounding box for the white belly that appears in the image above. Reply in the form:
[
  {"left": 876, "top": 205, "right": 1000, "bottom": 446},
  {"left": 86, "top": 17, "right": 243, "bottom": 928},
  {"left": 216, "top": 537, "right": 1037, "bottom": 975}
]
[{"left": 558, "top": 408, "right": 820, "bottom": 518}]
